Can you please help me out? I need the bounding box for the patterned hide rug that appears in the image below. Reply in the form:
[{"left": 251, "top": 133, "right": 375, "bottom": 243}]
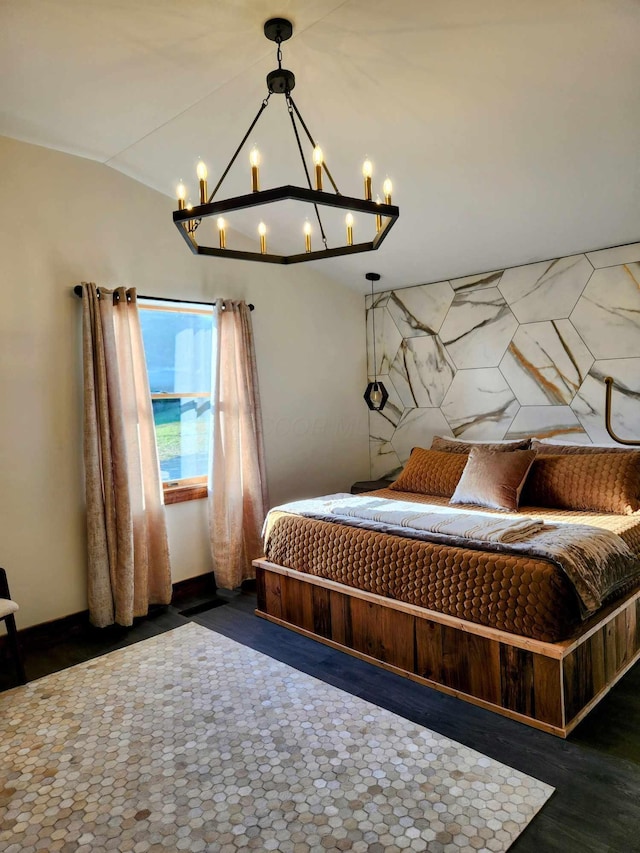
[{"left": 0, "top": 623, "right": 553, "bottom": 852}]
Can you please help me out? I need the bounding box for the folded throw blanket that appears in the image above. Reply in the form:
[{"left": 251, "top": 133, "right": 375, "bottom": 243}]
[{"left": 330, "top": 500, "right": 545, "bottom": 544}]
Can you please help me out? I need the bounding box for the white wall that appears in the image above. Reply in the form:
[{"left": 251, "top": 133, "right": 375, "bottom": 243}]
[{"left": 0, "top": 136, "right": 369, "bottom": 629}]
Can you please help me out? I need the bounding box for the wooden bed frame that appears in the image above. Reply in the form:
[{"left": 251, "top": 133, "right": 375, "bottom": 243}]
[{"left": 254, "top": 558, "right": 640, "bottom": 737}]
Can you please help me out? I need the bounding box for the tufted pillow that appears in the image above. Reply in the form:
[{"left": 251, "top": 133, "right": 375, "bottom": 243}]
[
  {"left": 522, "top": 451, "right": 640, "bottom": 514},
  {"left": 530, "top": 439, "right": 633, "bottom": 455},
  {"left": 431, "top": 435, "right": 531, "bottom": 454},
  {"left": 389, "top": 447, "right": 467, "bottom": 497},
  {"left": 449, "top": 447, "right": 537, "bottom": 512}
]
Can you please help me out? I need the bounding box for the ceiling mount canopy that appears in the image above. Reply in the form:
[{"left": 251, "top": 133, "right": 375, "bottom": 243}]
[
  {"left": 173, "top": 18, "right": 399, "bottom": 265},
  {"left": 264, "top": 17, "right": 295, "bottom": 95}
]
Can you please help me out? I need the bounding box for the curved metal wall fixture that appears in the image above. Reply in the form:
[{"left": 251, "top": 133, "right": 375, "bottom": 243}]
[{"left": 604, "top": 376, "right": 640, "bottom": 446}]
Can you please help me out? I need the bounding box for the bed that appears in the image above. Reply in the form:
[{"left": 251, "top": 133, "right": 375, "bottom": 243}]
[{"left": 254, "top": 438, "right": 640, "bottom": 737}]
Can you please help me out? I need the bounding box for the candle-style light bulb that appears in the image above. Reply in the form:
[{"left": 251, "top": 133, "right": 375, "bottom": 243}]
[
  {"left": 383, "top": 177, "right": 393, "bottom": 205},
  {"left": 258, "top": 221, "right": 267, "bottom": 254},
  {"left": 196, "top": 160, "right": 208, "bottom": 204},
  {"left": 362, "top": 159, "right": 373, "bottom": 200},
  {"left": 176, "top": 182, "right": 187, "bottom": 211},
  {"left": 345, "top": 212, "right": 354, "bottom": 246},
  {"left": 303, "top": 220, "right": 312, "bottom": 253},
  {"left": 313, "top": 145, "right": 323, "bottom": 191},
  {"left": 217, "top": 217, "right": 226, "bottom": 250},
  {"left": 250, "top": 147, "right": 261, "bottom": 192},
  {"left": 186, "top": 201, "right": 194, "bottom": 235},
  {"left": 375, "top": 195, "right": 382, "bottom": 233}
]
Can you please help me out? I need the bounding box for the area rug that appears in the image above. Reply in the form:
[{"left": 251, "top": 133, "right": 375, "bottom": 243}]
[{"left": 0, "top": 622, "right": 553, "bottom": 853}]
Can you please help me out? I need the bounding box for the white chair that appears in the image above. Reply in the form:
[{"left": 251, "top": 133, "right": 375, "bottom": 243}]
[{"left": 1, "top": 568, "right": 26, "bottom": 684}]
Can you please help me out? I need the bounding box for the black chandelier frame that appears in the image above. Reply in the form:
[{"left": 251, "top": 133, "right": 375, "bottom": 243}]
[{"left": 173, "top": 18, "right": 399, "bottom": 264}]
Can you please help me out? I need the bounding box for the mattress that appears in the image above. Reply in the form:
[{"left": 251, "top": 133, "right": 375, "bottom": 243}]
[{"left": 263, "top": 489, "right": 640, "bottom": 642}]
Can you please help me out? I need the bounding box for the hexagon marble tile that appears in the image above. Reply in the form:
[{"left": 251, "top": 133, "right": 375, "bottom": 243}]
[
  {"left": 570, "top": 263, "right": 640, "bottom": 360},
  {"left": 365, "top": 292, "right": 390, "bottom": 310},
  {"left": 572, "top": 358, "right": 640, "bottom": 444},
  {"left": 439, "top": 289, "right": 517, "bottom": 369},
  {"left": 0, "top": 623, "right": 553, "bottom": 853},
  {"left": 366, "top": 304, "right": 402, "bottom": 376},
  {"left": 441, "top": 369, "right": 519, "bottom": 439},
  {"left": 497, "top": 255, "right": 592, "bottom": 323},
  {"left": 449, "top": 271, "right": 504, "bottom": 292},
  {"left": 386, "top": 282, "right": 454, "bottom": 338},
  {"left": 504, "top": 406, "right": 588, "bottom": 443},
  {"left": 369, "top": 409, "right": 402, "bottom": 479},
  {"left": 499, "top": 320, "right": 593, "bottom": 406},
  {"left": 390, "top": 337, "right": 455, "bottom": 408},
  {"left": 391, "top": 408, "right": 454, "bottom": 464},
  {"left": 585, "top": 242, "right": 640, "bottom": 269}
]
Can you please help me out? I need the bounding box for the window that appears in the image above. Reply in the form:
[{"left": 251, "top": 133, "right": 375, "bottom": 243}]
[{"left": 138, "top": 298, "right": 215, "bottom": 503}]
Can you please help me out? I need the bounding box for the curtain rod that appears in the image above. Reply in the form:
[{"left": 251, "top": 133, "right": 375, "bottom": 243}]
[{"left": 72, "top": 285, "right": 254, "bottom": 311}]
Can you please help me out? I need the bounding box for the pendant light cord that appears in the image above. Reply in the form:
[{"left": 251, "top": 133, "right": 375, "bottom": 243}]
[{"left": 370, "top": 282, "right": 378, "bottom": 385}]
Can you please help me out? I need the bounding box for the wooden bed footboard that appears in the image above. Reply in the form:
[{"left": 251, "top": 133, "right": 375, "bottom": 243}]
[{"left": 253, "top": 558, "right": 640, "bottom": 737}]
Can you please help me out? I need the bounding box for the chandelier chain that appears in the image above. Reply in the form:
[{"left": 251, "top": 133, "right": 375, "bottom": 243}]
[
  {"left": 287, "top": 97, "right": 341, "bottom": 195},
  {"left": 207, "top": 93, "right": 272, "bottom": 204},
  {"left": 286, "top": 95, "right": 329, "bottom": 248}
]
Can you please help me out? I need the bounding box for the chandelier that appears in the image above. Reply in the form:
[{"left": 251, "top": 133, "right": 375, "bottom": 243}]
[{"left": 173, "top": 18, "right": 399, "bottom": 265}]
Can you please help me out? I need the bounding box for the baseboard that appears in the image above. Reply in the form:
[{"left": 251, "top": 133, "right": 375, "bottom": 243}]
[
  {"left": 171, "top": 572, "right": 218, "bottom": 606},
  {"left": 0, "top": 572, "right": 217, "bottom": 655}
]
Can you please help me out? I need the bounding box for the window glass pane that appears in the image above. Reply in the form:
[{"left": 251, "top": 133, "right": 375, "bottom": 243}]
[
  {"left": 138, "top": 300, "right": 215, "bottom": 486},
  {"left": 139, "top": 307, "right": 213, "bottom": 394},
  {"left": 153, "top": 398, "right": 211, "bottom": 482}
]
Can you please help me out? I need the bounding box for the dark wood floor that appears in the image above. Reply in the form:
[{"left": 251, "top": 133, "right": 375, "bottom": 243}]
[{"left": 2, "top": 589, "right": 639, "bottom": 852}]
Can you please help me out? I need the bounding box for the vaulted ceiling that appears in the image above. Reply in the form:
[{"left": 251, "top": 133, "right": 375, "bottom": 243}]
[{"left": 2, "top": 0, "right": 640, "bottom": 290}]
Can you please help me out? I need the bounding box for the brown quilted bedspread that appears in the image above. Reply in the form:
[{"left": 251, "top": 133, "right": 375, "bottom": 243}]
[{"left": 263, "top": 490, "right": 640, "bottom": 642}]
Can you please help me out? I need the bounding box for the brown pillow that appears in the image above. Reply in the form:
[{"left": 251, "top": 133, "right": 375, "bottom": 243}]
[
  {"left": 389, "top": 447, "right": 468, "bottom": 497},
  {"left": 431, "top": 435, "right": 531, "bottom": 454},
  {"left": 530, "top": 439, "right": 634, "bottom": 455},
  {"left": 522, "top": 452, "right": 640, "bottom": 514},
  {"left": 449, "top": 447, "right": 537, "bottom": 512}
]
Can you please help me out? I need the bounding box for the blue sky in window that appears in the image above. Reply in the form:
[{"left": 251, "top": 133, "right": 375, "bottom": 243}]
[{"left": 139, "top": 308, "right": 214, "bottom": 394}]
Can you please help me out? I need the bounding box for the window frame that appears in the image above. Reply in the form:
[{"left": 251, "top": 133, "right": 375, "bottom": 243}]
[{"left": 138, "top": 298, "right": 214, "bottom": 505}]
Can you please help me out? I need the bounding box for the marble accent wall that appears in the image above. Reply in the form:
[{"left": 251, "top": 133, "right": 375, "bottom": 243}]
[{"left": 367, "top": 243, "right": 640, "bottom": 478}]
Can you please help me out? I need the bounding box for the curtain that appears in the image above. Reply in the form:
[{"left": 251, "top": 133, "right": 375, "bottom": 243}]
[
  {"left": 209, "top": 300, "right": 268, "bottom": 589},
  {"left": 82, "top": 283, "right": 172, "bottom": 627}
]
